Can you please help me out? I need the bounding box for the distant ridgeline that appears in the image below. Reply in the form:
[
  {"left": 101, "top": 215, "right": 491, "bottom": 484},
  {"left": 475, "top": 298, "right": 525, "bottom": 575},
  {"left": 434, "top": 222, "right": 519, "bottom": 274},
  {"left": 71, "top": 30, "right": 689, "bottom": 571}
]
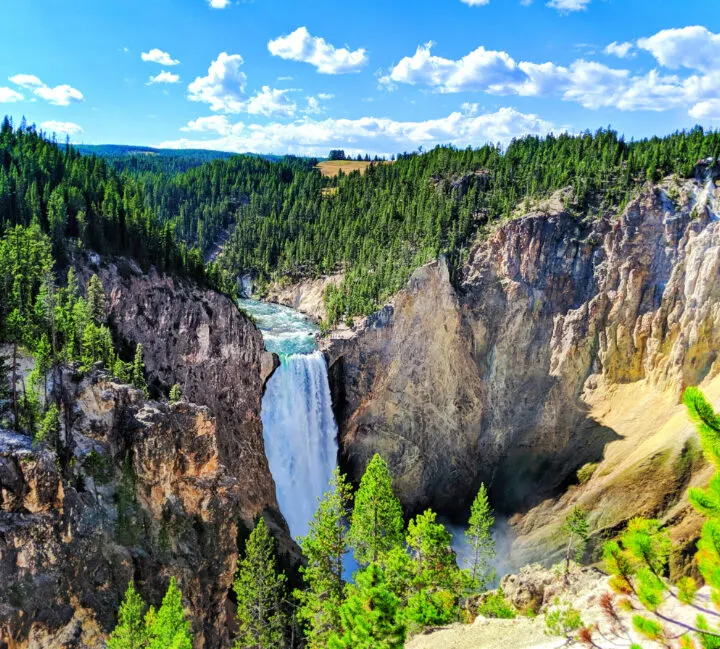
[
  {"left": 101, "top": 126, "right": 719, "bottom": 324},
  {"left": 8, "top": 117, "right": 720, "bottom": 325}
]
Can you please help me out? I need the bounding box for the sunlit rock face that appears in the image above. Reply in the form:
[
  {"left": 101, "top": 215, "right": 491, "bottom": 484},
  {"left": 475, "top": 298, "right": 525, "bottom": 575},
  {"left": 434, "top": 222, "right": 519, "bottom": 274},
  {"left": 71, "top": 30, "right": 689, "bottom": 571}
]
[{"left": 325, "top": 171, "right": 720, "bottom": 565}]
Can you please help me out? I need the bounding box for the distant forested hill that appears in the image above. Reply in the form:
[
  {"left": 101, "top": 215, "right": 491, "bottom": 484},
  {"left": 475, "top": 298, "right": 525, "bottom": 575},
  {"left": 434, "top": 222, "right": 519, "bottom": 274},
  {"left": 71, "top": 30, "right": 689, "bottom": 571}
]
[{"left": 43, "top": 122, "right": 720, "bottom": 325}]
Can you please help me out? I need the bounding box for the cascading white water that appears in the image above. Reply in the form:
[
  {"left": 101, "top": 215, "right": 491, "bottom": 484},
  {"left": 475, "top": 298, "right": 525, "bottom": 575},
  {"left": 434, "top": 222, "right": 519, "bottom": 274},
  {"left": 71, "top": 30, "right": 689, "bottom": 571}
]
[
  {"left": 261, "top": 351, "right": 338, "bottom": 538},
  {"left": 239, "top": 299, "right": 339, "bottom": 540}
]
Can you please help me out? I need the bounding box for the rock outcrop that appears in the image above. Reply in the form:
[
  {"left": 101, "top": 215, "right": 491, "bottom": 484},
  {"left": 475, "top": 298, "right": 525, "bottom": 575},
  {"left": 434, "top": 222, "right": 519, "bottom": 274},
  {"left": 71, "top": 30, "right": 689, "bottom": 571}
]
[
  {"left": 324, "top": 172, "right": 720, "bottom": 564},
  {"left": 265, "top": 273, "right": 343, "bottom": 323},
  {"left": 1, "top": 263, "right": 294, "bottom": 649}
]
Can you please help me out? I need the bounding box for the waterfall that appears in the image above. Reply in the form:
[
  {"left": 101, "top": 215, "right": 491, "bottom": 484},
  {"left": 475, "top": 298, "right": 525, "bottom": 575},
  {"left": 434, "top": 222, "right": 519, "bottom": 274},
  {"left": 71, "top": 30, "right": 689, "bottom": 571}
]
[{"left": 262, "top": 350, "right": 339, "bottom": 540}]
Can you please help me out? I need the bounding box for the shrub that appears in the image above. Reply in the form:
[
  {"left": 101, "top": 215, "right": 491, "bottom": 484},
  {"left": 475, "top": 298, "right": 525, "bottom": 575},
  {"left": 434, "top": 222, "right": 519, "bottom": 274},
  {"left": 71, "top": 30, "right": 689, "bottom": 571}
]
[
  {"left": 477, "top": 590, "right": 516, "bottom": 619},
  {"left": 576, "top": 462, "right": 598, "bottom": 485}
]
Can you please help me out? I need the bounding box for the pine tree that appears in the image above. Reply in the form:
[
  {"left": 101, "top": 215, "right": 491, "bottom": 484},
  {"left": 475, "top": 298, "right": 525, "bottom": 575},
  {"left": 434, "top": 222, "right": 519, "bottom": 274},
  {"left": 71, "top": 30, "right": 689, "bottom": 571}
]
[
  {"left": 562, "top": 507, "right": 589, "bottom": 575},
  {"left": 234, "top": 517, "right": 287, "bottom": 649},
  {"left": 296, "top": 469, "right": 352, "bottom": 648},
  {"left": 169, "top": 384, "right": 181, "bottom": 402},
  {"left": 348, "top": 454, "right": 404, "bottom": 566},
  {"left": 107, "top": 581, "right": 148, "bottom": 649},
  {"left": 465, "top": 483, "right": 495, "bottom": 590},
  {"left": 132, "top": 344, "right": 149, "bottom": 396},
  {"left": 145, "top": 577, "right": 192, "bottom": 649},
  {"left": 87, "top": 274, "right": 106, "bottom": 325},
  {"left": 328, "top": 563, "right": 405, "bottom": 649}
]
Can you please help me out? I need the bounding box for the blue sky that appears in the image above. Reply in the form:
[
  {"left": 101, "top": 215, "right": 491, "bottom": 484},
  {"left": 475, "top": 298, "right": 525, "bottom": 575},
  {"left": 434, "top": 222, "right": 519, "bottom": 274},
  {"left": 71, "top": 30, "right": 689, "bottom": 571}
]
[{"left": 1, "top": 0, "right": 718, "bottom": 157}]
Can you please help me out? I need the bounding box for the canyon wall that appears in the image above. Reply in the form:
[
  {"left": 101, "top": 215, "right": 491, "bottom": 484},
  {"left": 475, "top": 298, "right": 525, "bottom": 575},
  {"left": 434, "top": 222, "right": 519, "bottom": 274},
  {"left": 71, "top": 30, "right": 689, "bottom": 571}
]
[
  {"left": 1, "top": 264, "right": 292, "bottom": 649},
  {"left": 324, "top": 172, "right": 720, "bottom": 565}
]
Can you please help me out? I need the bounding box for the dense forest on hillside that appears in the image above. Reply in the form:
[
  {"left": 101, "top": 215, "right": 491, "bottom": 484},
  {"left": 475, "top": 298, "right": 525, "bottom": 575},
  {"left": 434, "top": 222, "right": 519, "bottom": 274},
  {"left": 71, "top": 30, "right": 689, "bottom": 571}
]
[
  {"left": 5, "top": 117, "right": 720, "bottom": 325},
  {"left": 0, "top": 117, "right": 207, "bottom": 280},
  {"left": 105, "top": 126, "right": 720, "bottom": 323}
]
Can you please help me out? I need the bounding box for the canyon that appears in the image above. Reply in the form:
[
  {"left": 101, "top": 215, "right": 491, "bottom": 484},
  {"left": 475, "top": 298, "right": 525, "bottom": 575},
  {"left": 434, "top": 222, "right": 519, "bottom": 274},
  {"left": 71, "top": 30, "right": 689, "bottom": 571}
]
[
  {"left": 322, "top": 171, "right": 720, "bottom": 568},
  {"left": 2, "top": 169, "right": 720, "bottom": 647}
]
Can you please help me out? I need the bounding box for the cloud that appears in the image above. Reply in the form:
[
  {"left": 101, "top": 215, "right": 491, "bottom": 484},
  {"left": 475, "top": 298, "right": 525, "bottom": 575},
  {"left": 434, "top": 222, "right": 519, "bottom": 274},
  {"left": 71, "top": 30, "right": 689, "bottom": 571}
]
[
  {"left": 141, "top": 49, "right": 180, "bottom": 66},
  {"left": 638, "top": 26, "right": 720, "bottom": 73},
  {"left": 381, "top": 39, "right": 720, "bottom": 118},
  {"left": 40, "top": 120, "right": 83, "bottom": 136},
  {"left": 244, "top": 86, "right": 297, "bottom": 117},
  {"left": 546, "top": 0, "right": 591, "bottom": 11},
  {"left": 9, "top": 74, "right": 83, "bottom": 105},
  {"left": 381, "top": 42, "right": 526, "bottom": 93},
  {"left": 34, "top": 85, "right": 84, "bottom": 105},
  {"left": 163, "top": 106, "right": 555, "bottom": 158},
  {"left": 461, "top": 0, "right": 490, "bottom": 5},
  {"left": 317, "top": 93, "right": 334, "bottom": 100},
  {"left": 188, "top": 52, "right": 247, "bottom": 112},
  {"left": 0, "top": 87, "right": 23, "bottom": 103},
  {"left": 209, "top": 0, "right": 231, "bottom": 7},
  {"left": 268, "top": 27, "right": 368, "bottom": 74},
  {"left": 9, "top": 74, "right": 43, "bottom": 88},
  {"left": 689, "top": 99, "right": 720, "bottom": 120},
  {"left": 148, "top": 71, "right": 181, "bottom": 85},
  {"left": 181, "top": 115, "right": 232, "bottom": 135},
  {"left": 604, "top": 41, "right": 634, "bottom": 58}
]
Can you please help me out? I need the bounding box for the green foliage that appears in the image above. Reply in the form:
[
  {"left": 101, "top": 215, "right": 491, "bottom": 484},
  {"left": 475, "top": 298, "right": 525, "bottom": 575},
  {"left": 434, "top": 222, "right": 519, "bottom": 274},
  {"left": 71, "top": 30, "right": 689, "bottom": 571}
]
[
  {"left": 87, "top": 274, "right": 106, "bottom": 325},
  {"left": 295, "top": 469, "right": 352, "bottom": 649},
  {"left": 465, "top": 483, "right": 495, "bottom": 590},
  {"left": 576, "top": 462, "right": 598, "bottom": 485},
  {"left": 0, "top": 119, "right": 207, "bottom": 282},
  {"left": 328, "top": 563, "right": 405, "bottom": 649},
  {"left": 233, "top": 517, "right": 287, "bottom": 649},
  {"left": 108, "top": 582, "right": 149, "bottom": 649},
  {"left": 108, "top": 578, "right": 192, "bottom": 649},
  {"left": 406, "top": 509, "right": 460, "bottom": 592},
  {"left": 34, "top": 403, "right": 59, "bottom": 447},
  {"left": 83, "top": 449, "right": 112, "bottom": 485},
  {"left": 169, "top": 384, "right": 181, "bottom": 402},
  {"left": 562, "top": 507, "right": 589, "bottom": 572},
  {"left": 403, "top": 588, "right": 457, "bottom": 633},
  {"left": 132, "top": 344, "right": 149, "bottom": 396},
  {"left": 544, "top": 599, "right": 582, "bottom": 637},
  {"left": 348, "top": 454, "right": 404, "bottom": 566},
  {"left": 478, "top": 590, "right": 517, "bottom": 619},
  {"left": 145, "top": 577, "right": 193, "bottom": 649},
  {"left": 117, "top": 452, "right": 141, "bottom": 545}
]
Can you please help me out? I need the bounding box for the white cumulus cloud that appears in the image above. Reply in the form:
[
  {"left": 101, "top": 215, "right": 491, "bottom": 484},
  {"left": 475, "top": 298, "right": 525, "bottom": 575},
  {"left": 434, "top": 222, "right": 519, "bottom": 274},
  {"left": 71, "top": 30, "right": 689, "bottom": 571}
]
[
  {"left": 163, "top": 106, "right": 555, "bottom": 158},
  {"left": 638, "top": 26, "right": 720, "bottom": 73},
  {"left": 689, "top": 99, "right": 720, "bottom": 120},
  {"left": 148, "top": 71, "right": 181, "bottom": 85},
  {"left": 141, "top": 49, "right": 180, "bottom": 66},
  {"left": 181, "top": 115, "right": 233, "bottom": 135},
  {"left": 9, "top": 74, "right": 83, "bottom": 105},
  {"left": 209, "top": 0, "right": 231, "bottom": 7},
  {"left": 0, "top": 87, "right": 23, "bottom": 103},
  {"left": 268, "top": 27, "right": 368, "bottom": 74},
  {"left": 244, "top": 86, "right": 297, "bottom": 117},
  {"left": 461, "top": 0, "right": 490, "bottom": 5},
  {"left": 40, "top": 121, "right": 83, "bottom": 136},
  {"left": 188, "top": 52, "right": 248, "bottom": 112},
  {"left": 604, "top": 41, "right": 634, "bottom": 58}
]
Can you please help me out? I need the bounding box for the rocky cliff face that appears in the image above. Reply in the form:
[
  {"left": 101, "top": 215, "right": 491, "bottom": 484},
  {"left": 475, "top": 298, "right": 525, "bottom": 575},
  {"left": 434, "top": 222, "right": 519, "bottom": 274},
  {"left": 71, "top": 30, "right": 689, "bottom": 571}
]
[
  {"left": 1, "top": 264, "right": 292, "bottom": 649},
  {"left": 324, "top": 172, "right": 720, "bottom": 563}
]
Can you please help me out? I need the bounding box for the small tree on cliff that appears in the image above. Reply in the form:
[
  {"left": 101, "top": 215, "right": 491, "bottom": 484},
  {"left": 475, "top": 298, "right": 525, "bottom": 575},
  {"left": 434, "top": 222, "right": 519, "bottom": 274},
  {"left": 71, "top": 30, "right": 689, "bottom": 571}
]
[
  {"left": 296, "top": 468, "right": 353, "bottom": 648},
  {"left": 145, "top": 577, "right": 193, "bottom": 649},
  {"left": 562, "top": 507, "right": 589, "bottom": 576},
  {"left": 466, "top": 483, "right": 495, "bottom": 591},
  {"left": 348, "top": 454, "right": 405, "bottom": 566},
  {"left": 132, "top": 344, "right": 149, "bottom": 397},
  {"left": 107, "top": 581, "right": 148, "bottom": 649},
  {"left": 234, "top": 516, "right": 288, "bottom": 649}
]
